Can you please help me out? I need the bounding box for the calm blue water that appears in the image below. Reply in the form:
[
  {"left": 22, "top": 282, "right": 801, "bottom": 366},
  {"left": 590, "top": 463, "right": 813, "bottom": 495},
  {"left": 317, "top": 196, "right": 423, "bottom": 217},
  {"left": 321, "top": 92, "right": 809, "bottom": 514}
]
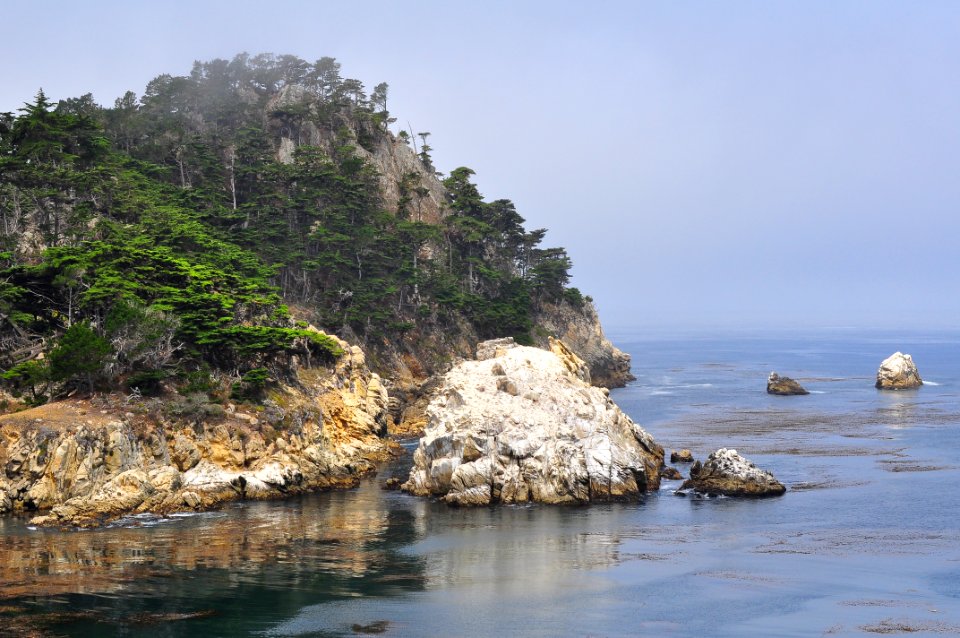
[{"left": 2, "top": 329, "right": 959, "bottom": 637}]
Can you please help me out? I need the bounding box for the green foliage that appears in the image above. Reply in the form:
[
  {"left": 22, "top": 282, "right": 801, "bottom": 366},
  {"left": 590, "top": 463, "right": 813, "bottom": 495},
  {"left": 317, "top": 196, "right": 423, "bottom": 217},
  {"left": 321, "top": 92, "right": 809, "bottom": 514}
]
[
  {"left": 231, "top": 367, "right": 270, "bottom": 401},
  {"left": 0, "top": 54, "right": 587, "bottom": 398},
  {"left": 1, "top": 359, "right": 50, "bottom": 402},
  {"left": 47, "top": 322, "right": 111, "bottom": 390}
]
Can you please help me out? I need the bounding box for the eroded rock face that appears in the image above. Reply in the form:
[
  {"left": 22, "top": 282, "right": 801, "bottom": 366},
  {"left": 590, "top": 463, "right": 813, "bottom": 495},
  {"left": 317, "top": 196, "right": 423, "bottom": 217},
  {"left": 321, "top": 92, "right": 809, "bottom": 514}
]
[
  {"left": 402, "top": 338, "right": 663, "bottom": 505},
  {"left": 767, "top": 372, "right": 809, "bottom": 396},
  {"left": 876, "top": 352, "right": 923, "bottom": 390},
  {"left": 680, "top": 448, "right": 785, "bottom": 497},
  {"left": 533, "top": 301, "right": 635, "bottom": 388},
  {"left": 0, "top": 332, "right": 393, "bottom": 528}
]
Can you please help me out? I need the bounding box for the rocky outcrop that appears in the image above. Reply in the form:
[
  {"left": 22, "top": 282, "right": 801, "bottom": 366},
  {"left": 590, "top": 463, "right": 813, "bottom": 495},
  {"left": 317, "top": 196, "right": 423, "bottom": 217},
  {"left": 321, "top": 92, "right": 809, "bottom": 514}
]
[
  {"left": 680, "top": 448, "right": 785, "bottom": 497},
  {"left": 533, "top": 300, "right": 634, "bottom": 388},
  {"left": 767, "top": 372, "right": 809, "bottom": 396},
  {"left": 0, "top": 333, "right": 394, "bottom": 528},
  {"left": 402, "top": 338, "right": 663, "bottom": 505},
  {"left": 670, "top": 449, "right": 695, "bottom": 463},
  {"left": 876, "top": 352, "right": 923, "bottom": 390},
  {"left": 267, "top": 85, "right": 447, "bottom": 225}
]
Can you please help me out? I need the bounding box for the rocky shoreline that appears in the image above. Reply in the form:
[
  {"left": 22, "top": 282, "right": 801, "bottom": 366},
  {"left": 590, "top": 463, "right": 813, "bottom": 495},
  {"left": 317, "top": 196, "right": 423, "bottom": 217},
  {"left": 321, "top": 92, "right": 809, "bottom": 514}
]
[
  {"left": 0, "top": 335, "right": 394, "bottom": 528},
  {"left": 3, "top": 332, "right": 922, "bottom": 526}
]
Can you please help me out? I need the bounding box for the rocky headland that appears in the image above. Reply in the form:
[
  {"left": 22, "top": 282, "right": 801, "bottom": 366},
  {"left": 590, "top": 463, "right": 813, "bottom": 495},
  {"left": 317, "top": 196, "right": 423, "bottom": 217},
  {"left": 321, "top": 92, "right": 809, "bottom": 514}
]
[
  {"left": 0, "top": 334, "right": 394, "bottom": 528},
  {"left": 401, "top": 338, "right": 663, "bottom": 505},
  {"left": 876, "top": 352, "right": 923, "bottom": 390}
]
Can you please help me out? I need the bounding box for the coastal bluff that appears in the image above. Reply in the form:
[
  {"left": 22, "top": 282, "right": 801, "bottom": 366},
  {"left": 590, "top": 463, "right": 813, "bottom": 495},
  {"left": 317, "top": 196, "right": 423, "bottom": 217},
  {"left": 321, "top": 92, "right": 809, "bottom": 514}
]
[
  {"left": 402, "top": 338, "right": 663, "bottom": 505},
  {"left": 0, "top": 334, "right": 393, "bottom": 528}
]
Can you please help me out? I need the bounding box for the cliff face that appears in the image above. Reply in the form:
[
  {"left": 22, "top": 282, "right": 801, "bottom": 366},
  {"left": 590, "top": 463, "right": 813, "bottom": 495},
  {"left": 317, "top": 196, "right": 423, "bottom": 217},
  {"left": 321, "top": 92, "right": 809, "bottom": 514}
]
[
  {"left": 267, "top": 85, "right": 446, "bottom": 224},
  {"left": 533, "top": 301, "right": 634, "bottom": 388},
  {"left": 0, "top": 334, "right": 394, "bottom": 527}
]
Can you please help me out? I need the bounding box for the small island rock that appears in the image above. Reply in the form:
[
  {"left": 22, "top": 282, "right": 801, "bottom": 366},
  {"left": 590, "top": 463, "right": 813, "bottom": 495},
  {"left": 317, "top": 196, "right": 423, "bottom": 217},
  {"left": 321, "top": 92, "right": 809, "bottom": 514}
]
[
  {"left": 402, "top": 338, "right": 664, "bottom": 505},
  {"left": 875, "top": 352, "right": 923, "bottom": 390},
  {"left": 670, "top": 449, "right": 695, "bottom": 463},
  {"left": 767, "top": 372, "right": 809, "bottom": 396},
  {"left": 680, "top": 448, "right": 785, "bottom": 497}
]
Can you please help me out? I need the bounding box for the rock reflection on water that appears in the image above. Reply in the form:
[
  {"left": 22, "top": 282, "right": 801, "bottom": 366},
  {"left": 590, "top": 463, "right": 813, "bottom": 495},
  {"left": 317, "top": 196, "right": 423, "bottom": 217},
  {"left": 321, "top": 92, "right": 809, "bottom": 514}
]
[{"left": 0, "top": 481, "right": 429, "bottom": 603}]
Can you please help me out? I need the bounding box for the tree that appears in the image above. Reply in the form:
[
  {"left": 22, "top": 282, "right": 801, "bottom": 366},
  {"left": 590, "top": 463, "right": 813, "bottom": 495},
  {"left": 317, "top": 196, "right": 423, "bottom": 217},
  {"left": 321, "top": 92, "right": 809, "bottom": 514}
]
[{"left": 47, "top": 322, "right": 112, "bottom": 393}]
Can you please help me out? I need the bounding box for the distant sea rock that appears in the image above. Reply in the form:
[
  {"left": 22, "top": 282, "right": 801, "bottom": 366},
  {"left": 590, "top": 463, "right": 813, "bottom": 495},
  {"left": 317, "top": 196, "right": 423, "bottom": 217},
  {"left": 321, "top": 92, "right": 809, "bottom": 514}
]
[
  {"left": 876, "top": 352, "right": 923, "bottom": 390},
  {"left": 402, "top": 337, "right": 664, "bottom": 505},
  {"left": 767, "top": 372, "right": 809, "bottom": 396},
  {"left": 680, "top": 448, "right": 785, "bottom": 497}
]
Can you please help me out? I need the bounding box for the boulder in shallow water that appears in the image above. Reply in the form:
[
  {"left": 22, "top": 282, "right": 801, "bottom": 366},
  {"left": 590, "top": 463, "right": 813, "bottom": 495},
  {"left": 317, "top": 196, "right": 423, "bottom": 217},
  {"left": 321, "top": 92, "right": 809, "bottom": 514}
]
[
  {"left": 402, "top": 338, "right": 664, "bottom": 505},
  {"left": 767, "top": 372, "right": 809, "bottom": 396},
  {"left": 680, "top": 448, "right": 785, "bottom": 497},
  {"left": 670, "top": 449, "right": 694, "bottom": 463},
  {"left": 876, "top": 352, "right": 923, "bottom": 390}
]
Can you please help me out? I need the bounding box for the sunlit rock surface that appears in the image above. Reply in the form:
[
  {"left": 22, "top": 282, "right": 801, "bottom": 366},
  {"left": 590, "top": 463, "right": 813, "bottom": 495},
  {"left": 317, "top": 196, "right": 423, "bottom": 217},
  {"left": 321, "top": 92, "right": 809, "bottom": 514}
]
[
  {"left": 680, "top": 448, "right": 785, "bottom": 497},
  {"left": 0, "top": 332, "right": 393, "bottom": 528},
  {"left": 875, "top": 352, "right": 923, "bottom": 390},
  {"left": 402, "top": 338, "right": 663, "bottom": 505}
]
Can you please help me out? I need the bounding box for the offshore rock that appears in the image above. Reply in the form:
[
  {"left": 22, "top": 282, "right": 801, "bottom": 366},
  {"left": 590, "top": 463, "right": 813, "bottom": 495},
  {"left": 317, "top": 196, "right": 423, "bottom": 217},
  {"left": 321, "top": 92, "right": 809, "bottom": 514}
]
[
  {"left": 876, "top": 352, "right": 923, "bottom": 390},
  {"left": 0, "top": 332, "right": 394, "bottom": 527},
  {"left": 767, "top": 372, "right": 809, "bottom": 396},
  {"left": 402, "top": 337, "right": 663, "bottom": 505},
  {"left": 680, "top": 448, "right": 785, "bottom": 497},
  {"left": 670, "top": 449, "right": 695, "bottom": 463}
]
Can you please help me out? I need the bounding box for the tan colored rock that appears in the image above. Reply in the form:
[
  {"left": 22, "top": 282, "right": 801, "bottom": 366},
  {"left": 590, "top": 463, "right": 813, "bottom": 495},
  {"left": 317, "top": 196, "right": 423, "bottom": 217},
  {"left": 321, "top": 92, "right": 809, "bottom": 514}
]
[
  {"left": 532, "top": 300, "right": 634, "bottom": 388},
  {"left": 0, "top": 329, "right": 393, "bottom": 528},
  {"left": 767, "top": 372, "right": 809, "bottom": 396},
  {"left": 402, "top": 339, "right": 663, "bottom": 505},
  {"left": 670, "top": 449, "right": 695, "bottom": 463},
  {"left": 876, "top": 352, "right": 923, "bottom": 390}
]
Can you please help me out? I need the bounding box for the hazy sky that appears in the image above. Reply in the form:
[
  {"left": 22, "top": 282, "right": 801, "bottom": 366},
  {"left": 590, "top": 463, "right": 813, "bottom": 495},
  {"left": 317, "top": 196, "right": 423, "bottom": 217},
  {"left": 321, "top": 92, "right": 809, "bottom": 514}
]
[{"left": 3, "top": 1, "right": 959, "bottom": 330}]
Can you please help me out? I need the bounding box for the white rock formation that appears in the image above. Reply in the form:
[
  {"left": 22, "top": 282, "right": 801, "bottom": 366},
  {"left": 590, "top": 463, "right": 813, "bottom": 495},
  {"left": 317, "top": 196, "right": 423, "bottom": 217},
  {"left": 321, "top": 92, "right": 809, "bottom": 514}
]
[
  {"left": 680, "top": 448, "right": 785, "bottom": 497},
  {"left": 876, "top": 352, "right": 923, "bottom": 389},
  {"left": 402, "top": 338, "right": 663, "bottom": 505}
]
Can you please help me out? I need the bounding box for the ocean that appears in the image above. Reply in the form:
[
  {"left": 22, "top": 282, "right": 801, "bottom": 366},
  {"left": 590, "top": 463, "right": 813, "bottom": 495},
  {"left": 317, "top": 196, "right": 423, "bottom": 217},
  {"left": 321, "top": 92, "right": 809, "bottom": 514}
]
[{"left": 2, "top": 328, "right": 959, "bottom": 636}]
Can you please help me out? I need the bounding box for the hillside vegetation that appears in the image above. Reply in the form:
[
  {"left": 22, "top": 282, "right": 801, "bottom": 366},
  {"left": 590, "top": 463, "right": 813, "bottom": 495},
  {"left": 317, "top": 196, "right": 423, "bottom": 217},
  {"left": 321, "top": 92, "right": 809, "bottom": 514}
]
[{"left": 0, "top": 53, "right": 586, "bottom": 405}]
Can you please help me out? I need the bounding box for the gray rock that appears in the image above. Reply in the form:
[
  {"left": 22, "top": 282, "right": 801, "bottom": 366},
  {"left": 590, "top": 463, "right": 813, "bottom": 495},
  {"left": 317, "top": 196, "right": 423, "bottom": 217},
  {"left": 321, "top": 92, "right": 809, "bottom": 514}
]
[{"left": 680, "top": 448, "right": 785, "bottom": 497}]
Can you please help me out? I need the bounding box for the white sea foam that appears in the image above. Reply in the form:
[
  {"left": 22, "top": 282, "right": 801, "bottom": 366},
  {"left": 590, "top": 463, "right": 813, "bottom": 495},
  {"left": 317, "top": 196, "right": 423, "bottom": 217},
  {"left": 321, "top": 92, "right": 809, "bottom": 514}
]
[
  {"left": 809, "top": 390, "right": 826, "bottom": 394},
  {"left": 924, "top": 380, "right": 941, "bottom": 386}
]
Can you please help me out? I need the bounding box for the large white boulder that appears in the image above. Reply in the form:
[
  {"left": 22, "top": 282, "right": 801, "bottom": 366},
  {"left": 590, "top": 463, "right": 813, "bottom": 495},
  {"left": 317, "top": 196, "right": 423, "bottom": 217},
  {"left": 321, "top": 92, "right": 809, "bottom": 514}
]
[
  {"left": 876, "top": 352, "right": 923, "bottom": 390},
  {"left": 402, "top": 338, "right": 663, "bottom": 505}
]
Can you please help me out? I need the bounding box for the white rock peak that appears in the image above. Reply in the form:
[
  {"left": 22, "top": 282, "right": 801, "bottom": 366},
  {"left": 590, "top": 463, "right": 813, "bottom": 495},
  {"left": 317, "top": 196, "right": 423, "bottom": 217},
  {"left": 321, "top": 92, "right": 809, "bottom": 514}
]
[{"left": 402, "top": 338, "right": 663, "bottom": 505}]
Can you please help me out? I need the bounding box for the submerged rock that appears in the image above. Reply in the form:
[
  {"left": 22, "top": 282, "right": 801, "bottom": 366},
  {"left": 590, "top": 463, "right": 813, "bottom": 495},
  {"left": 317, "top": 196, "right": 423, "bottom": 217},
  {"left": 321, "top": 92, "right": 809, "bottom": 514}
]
[
  {"left": 402, "top": 338, "right": 663, "bottom": 505},
  {"left": 767, "top": 372, "right": 809, "bottom": 396},
  {"left": 876, "top": 352, "right": 923, "bottom": 390},
  {"left": 680, "top": 448, "right": 785, "bottom": 497}
]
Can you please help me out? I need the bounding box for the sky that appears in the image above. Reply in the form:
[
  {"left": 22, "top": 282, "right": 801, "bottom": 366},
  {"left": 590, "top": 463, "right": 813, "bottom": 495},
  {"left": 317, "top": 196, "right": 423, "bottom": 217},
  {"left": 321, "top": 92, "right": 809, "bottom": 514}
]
[{"left": 3, "top": 1, "right": 959, "bottom": 331}]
